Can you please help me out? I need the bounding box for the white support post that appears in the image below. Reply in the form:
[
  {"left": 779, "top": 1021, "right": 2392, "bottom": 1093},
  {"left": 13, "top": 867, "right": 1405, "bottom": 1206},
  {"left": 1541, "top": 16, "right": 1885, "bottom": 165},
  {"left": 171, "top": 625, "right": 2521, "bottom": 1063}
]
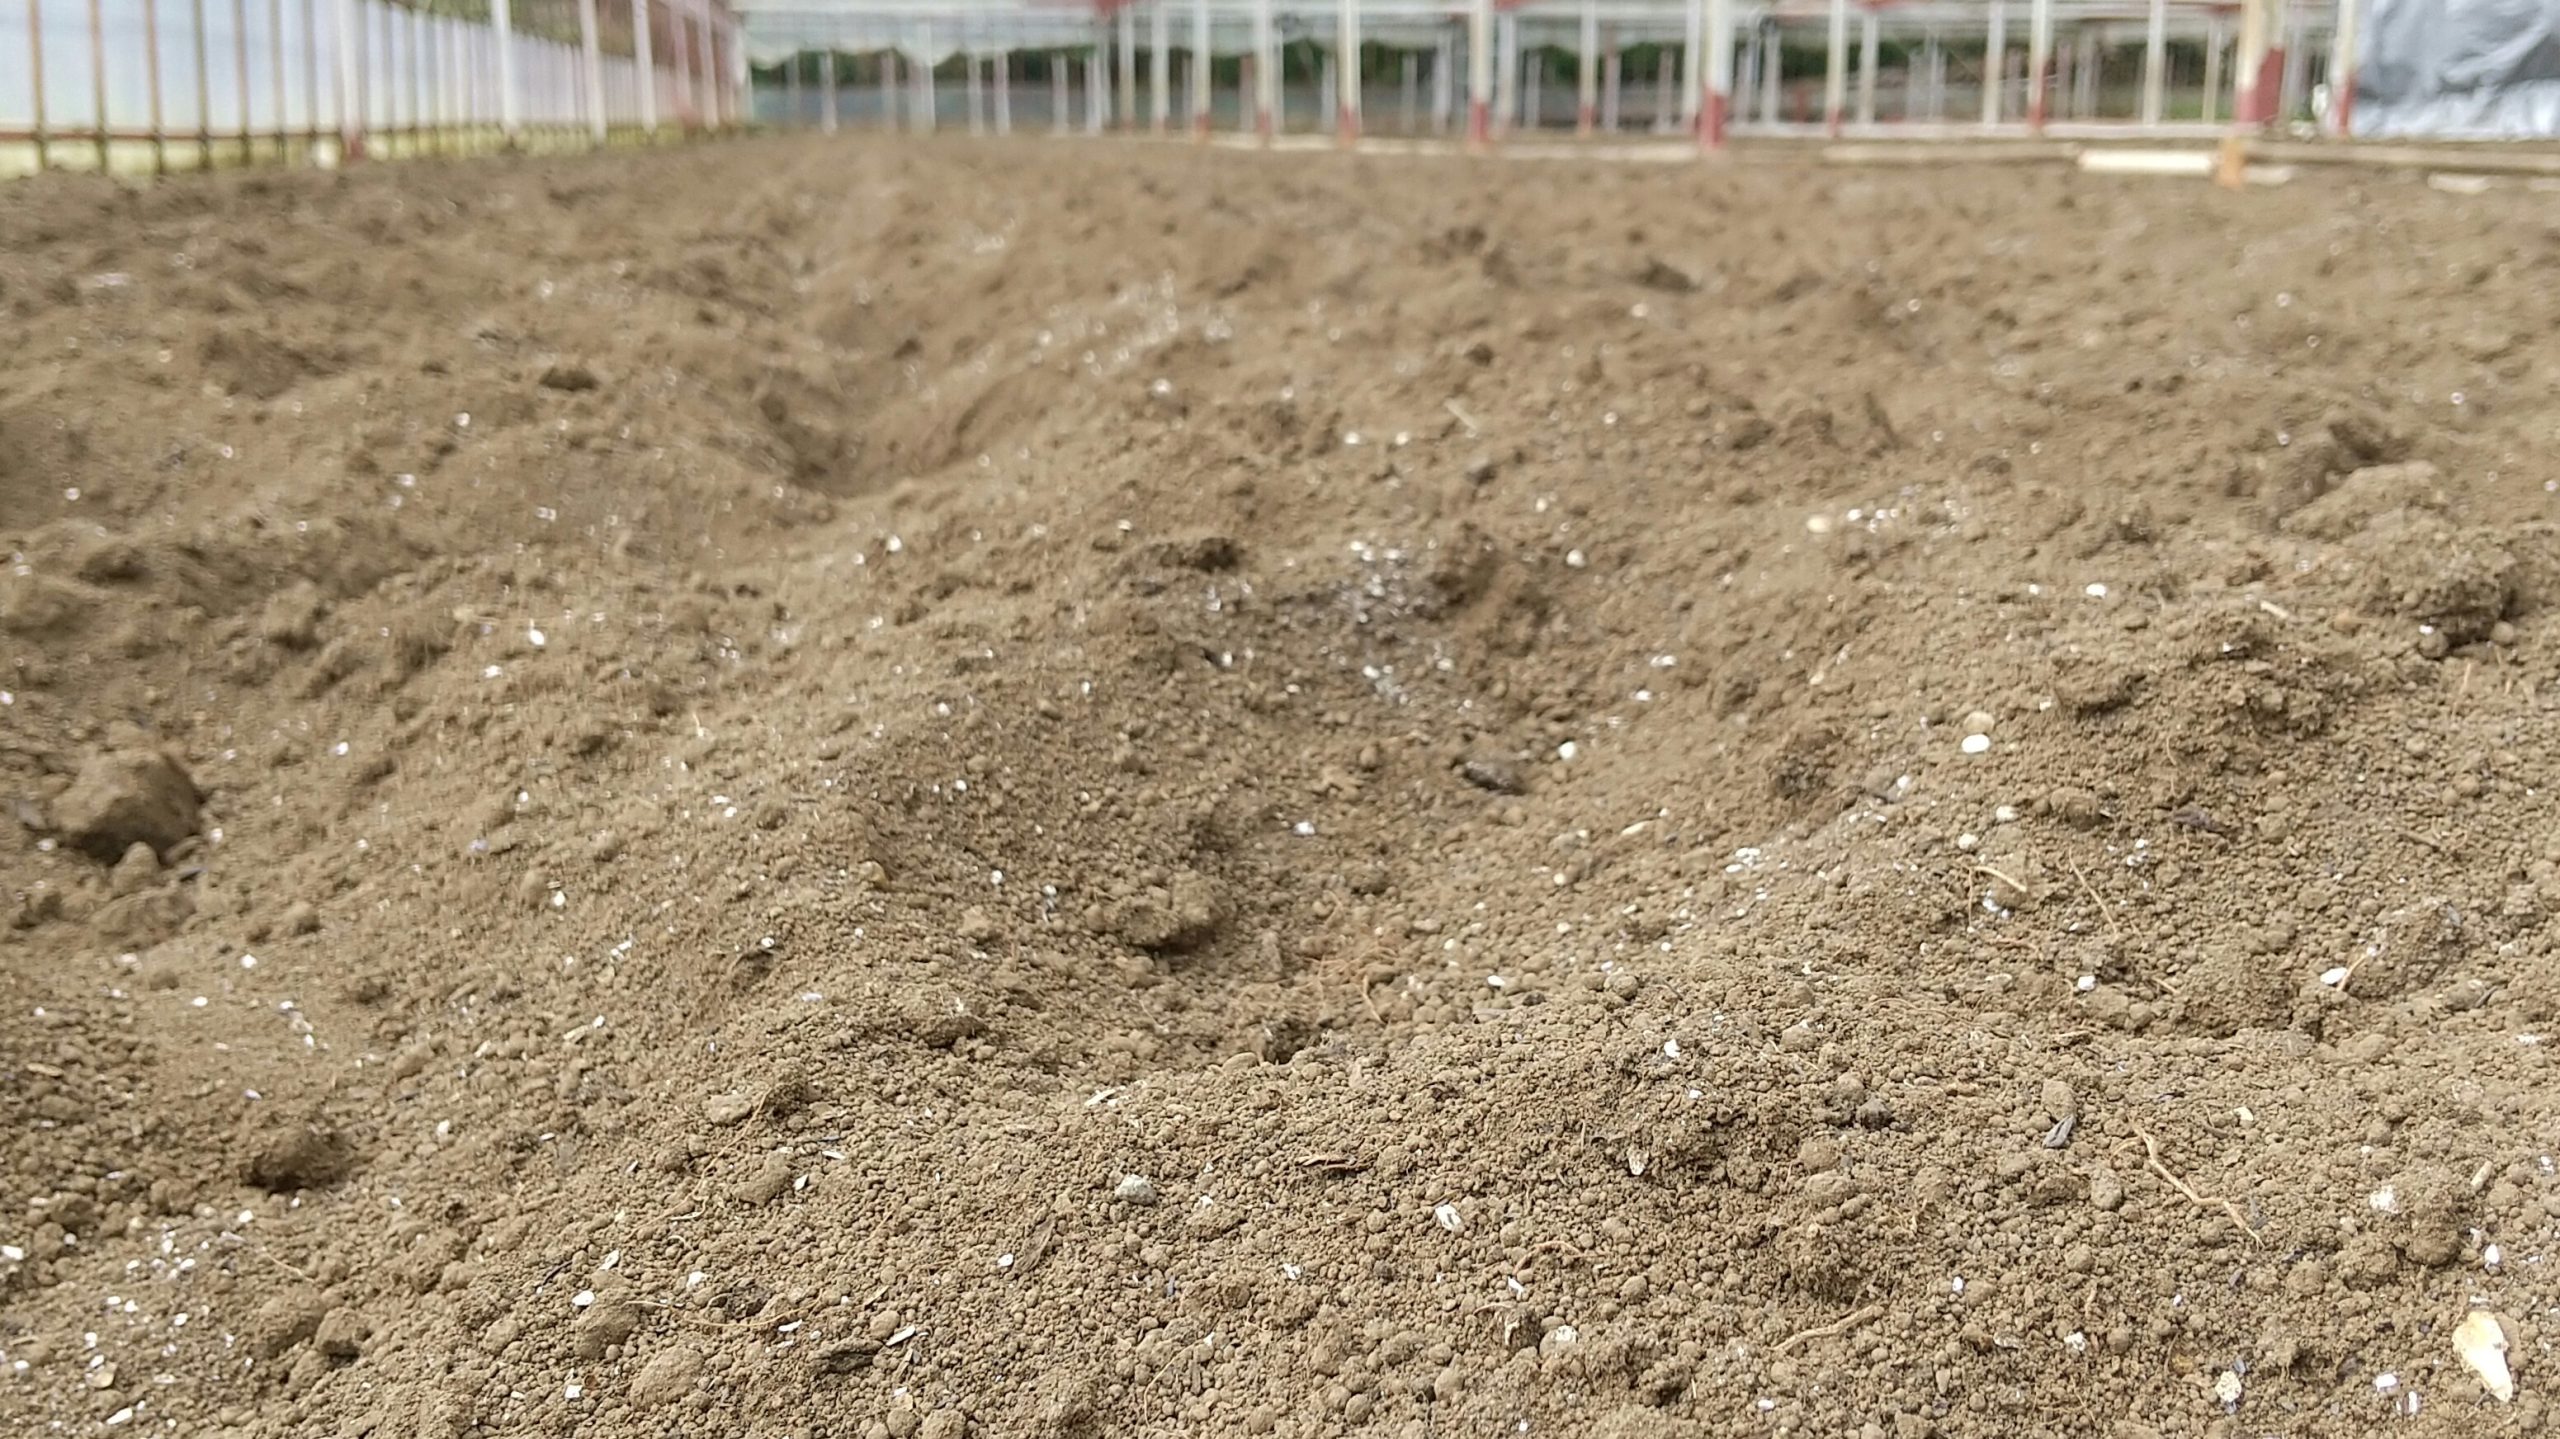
[
  {"left": 1494, "top": 10, "right": 1517, "bottom": 132},
  {"left": 1118, "top": 5, "right": 1137, "bottom": 129},
  {"left": 1402, "top": 51, "right": 1417, "bottom": 131},
  {"left": 823, "top": 45, "right": 839, "bottom": 131},
  {"left": 2026, "top": 0, "right": 2052, "bottom": 130},
  {"left": 492, "top": 0, "right": 518, "bottom": 145},
  {"left": 1823, "top": 0, "right": 1847, "bottom": 134},
  {"left": 1088, "top": 41, "right": 1106, "bottom": 134},
  {"left": 994, "top": 55, "right": 1010, "bottom": 133},
  {"left": 1436, "top": 27, "right": 1456, "bottom": 133},
  {"left": 1702, "top": 0, "right": 1730, "bottom": 148},
  {"left": 1603, "top": 26, "right": 1622, "bottom": 131},
  {"left": 1759, "top": 21, "right": 1780, "bottom": 124},
  {"left": 1051, "top": 52, "right": 1068, "bottom": 131},
  {"left": 1576, "top": 0, "right": 1597, "bottom": 135},
  {"left": 632, "top": 0, "right": 657, "bottom": 133},
  {"left": 1524, "top": 45, "right": 1540, "bottom": 129},
  {"left": 1191, "top": 0, "right": 1210, "bottom": 138},
  {"left": 1467, "top": 0, "right": 1491, "bottom": 145},
  {"left": 1653, "top": 45, "right": 1673, "bottom": 132},
  {"left": 579, "top": 0, "right": 605, "bottom": 141},
  {"left": 885, "top": 47, "right": 903, "bottom": 131},
  {"left": 1152, "top": 0, "right": 1169, "bottom": 131},
  {"left": 1982, "top": 0, "right": 2004, "bottom": 124},
  {"left": 2202, "top": 18, "right": 2224, "bottom": 124},
  {"left": 334, "top": 0, "right": 364, "bottom": 159},
  {"left": 917, "top": 23, "right": 935, "bottom": 133},
  {"left": 1855, "top": 6, "right": 1877, "bottom": 125},
  {"left": 1337, "top": 0, "right": 1360, "bottom": 143},
  {"left": 2140, "top": 0, "right": 2166, "bottom": 124},
  {"left": 1252, "top": 0, "right": 1275, "bottom": 140},
  {"left": 966, "top": 39, "right": 984, "bottom": 132},
  {"left": 1682, "top": 0, "right": 1704, "bottom": 130}
]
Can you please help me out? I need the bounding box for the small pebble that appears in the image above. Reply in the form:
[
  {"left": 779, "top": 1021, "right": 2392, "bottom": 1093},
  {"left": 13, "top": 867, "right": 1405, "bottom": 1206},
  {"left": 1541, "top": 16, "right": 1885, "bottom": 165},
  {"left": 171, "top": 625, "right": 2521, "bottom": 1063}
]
[{"left": 1114, "top": 1174, "right": 1159, "bottom": 1206}]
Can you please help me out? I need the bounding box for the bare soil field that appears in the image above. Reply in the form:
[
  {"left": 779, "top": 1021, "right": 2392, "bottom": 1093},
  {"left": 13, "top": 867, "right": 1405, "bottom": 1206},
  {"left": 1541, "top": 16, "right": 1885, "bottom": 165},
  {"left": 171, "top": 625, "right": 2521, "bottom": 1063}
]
[{"left": 4, "top": 135, "right": 2559, "bottom": 1438}]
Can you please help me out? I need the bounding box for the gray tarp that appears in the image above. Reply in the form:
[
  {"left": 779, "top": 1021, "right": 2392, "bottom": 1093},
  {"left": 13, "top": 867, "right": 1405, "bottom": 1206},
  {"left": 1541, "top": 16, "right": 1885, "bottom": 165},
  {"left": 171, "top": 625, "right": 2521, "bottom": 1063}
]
[{"left": 2355, "top": 0, "right": 2560, "bottom": 137}]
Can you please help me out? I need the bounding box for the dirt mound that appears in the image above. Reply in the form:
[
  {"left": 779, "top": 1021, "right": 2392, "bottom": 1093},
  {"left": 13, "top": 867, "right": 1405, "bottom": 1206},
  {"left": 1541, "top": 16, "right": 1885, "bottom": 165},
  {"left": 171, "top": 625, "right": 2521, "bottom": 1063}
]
[{"left": 4, "top": 138, "right": 2560, "bottom": 1438}]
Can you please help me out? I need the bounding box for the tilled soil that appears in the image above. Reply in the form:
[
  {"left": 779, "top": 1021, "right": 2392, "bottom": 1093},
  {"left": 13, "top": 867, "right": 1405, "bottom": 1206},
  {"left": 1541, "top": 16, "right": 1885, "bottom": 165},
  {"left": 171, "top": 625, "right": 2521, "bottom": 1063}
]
[{"left": 3, "top": 135, "right": 2559, "bottom": 1439}]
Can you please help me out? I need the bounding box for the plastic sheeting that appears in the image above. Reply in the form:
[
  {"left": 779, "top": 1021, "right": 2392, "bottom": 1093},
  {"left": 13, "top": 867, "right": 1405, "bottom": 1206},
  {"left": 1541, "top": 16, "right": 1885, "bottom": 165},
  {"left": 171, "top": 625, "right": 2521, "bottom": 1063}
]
[{"left": 2354, "top": 0, "right": 2560, "bottom": 137}]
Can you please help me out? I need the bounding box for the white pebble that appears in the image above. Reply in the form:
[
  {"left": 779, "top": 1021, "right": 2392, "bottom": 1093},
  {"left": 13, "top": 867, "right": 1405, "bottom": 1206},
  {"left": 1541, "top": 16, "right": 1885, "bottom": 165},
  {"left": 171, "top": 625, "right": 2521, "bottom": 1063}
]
[
  {"left": 1960, "top": 734, "right": 1992, "bottom": 756},
  {"left": 1433, "top": 1203, "right": 1464, "bottom": 1233}
]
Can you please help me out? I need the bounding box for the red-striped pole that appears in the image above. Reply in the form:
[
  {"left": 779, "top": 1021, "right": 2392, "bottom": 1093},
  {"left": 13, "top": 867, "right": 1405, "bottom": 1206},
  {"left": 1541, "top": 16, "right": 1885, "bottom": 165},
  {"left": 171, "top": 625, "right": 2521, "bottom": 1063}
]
[{"left": 1699, "top": 0, "right": 1730, "bottom": 151}]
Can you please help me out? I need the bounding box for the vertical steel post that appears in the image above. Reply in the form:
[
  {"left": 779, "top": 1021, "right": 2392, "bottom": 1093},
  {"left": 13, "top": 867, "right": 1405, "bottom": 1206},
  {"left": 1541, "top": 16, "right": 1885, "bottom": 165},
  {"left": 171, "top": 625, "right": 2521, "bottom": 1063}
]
[
  {"left": 234, "top": 0, "right": 251, "bottom": 160},
  {"left": 1191, "top": 0, "right": 1209, "bottom": 137},
  {"left": 1336, "top": 0, "right": 1358, "bottom": 143},
  {"left": 492, "top": 0, "right": 517, "bottom": 143},
  {"left": 333, "top": 0, "right": 361, "bottom": 158},
  {"left": 147, "top": 0, "right": 168, "bottom": 173},
  {"left": 579, "top": 0, "right": 605, "bottom": 141},
  {"left": 1116, "top": 4, "right": 1136, "bottom": 128},
  {"left": 1251, "top": 0, "right": 1273, "bottom": 141},
  {"left": 1576, "top": 0, "right": 1596, "bottom": 135},
  {"left": 2140, "top": 0, "right": 2166, "bottom": 124},
  {"left": 1854, "top": 5, "right": 1876, "bottom": 125},
  {"left": 1702, "top": 0, "right": 1730, "bottom": 149},
  {"left": 2025, "top": 0, "right": 2051, "bottom": 130},
  {"left": 1466, "top": 0, "right": 1491, "bottom": 146},
  {"left": 1602, "top": 25, "right": 1620, "bottom": 132},
  {"left": 1823, "top": 0, "right": 1846, "bottom": 134},
  {"left": 1151, "top": 0, "right": 1168, "bottom": 131},
  {"left": 632, "top": 0, "right": 655, "bottom": 133},
  {"left": 1982, "top": 0, "right": 2004, "bottom": 124}
]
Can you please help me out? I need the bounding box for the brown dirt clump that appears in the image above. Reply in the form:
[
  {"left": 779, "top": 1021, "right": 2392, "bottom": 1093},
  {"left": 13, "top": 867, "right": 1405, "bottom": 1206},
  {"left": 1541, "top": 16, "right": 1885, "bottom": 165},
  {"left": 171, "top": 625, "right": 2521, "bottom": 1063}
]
[{"left": 5, "top": 135, "right": 2560, "bottom": 1438}]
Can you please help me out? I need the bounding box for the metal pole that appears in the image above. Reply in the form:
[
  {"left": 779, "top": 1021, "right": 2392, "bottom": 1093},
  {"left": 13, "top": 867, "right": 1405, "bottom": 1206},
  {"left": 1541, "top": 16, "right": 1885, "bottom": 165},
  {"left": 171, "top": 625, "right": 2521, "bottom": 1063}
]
[
  {"left": 2202, "top": 16, "right": 2223, "bottom": 124},
  {"left": 1702, "top": 0, "right": 1730, "bottom": 148},
  {"left": 579, "top": 0, "right": 605, "bottom": 141},
  {"left": 1981, "top": 0, "right": 2004, "bottom": 124},
  {"left": 1760, "top": 18, "right": 1780, "bottom": 123},
  {"left": 332, "top": 0, "right": 361, "bottom": 159},
  {"left": 2139, "top": 0, "right": 2166, "bottom": 124},
  {"left": 1086, "top": 36, "right": 1104, "bottom": 133},
  {"left": 1400, "top": 49, "right": 1415, "bottom": 131},
  {"left": 919, "top": 22, "right": 936, "bottom": 133},
  {"left": 1435, "top": 25, "right": 1455, "bottom": 133},
  {"left": 2026, "top": 0, "right": 2051, "bottom": 131},
  {"left": 1466, "top": 0, "right": 1491, "bottom": 146},
  {"left": 1679, "top": 0, "right": 1700, "bottom": 128},
  {"left": 1652, "top": 43, "right": 1670, "bottom": 131},
  {"left": 1151, "top": 0, "right": 1169, "bottom": 131},
  {"left": 1854, "top": 5, "right": 1876, "bottom": 125},
  {"left": 1251, "top": 0, "right": 1273, "bottom": 141},
  {"left": 233, "top": 0, "right": 251, "bottom": 161},
  {"left": 2277, "top": 5, "right": 2306, "bottom": 123},
  {"left": 966, "top": 36, "right": 983, "bottom": 132},
  {"left": 1050, "top": 51, "right": 1066, "bottom": 131},
  {"left": 87, "top": 0, "right": 109, "bottom": 171},
  {"left": 1337, "top": 0, "right": 1359, "bottom": 143},
  {"left": 1601, "top": 26, "right": 1620, "bottom": 132},
  {"left": 1494, "top": 10, "right": 1515, "bottom": 133},
  {"left": 1118, "top": 4, "right": 1137, "bottom": 128},
  {"left": 995, "top": 52, "right": 1010, "bottom": 134},
  {"left": 143, "top": 0, "right": 166, "bottom": 173},
  {"left": 492, "top": 0, "right": 517, "bottom": 143},
  {"left": 1190, "top": 0, "right": 1209, "bottom": 138},
  {"left": 1823, "top": 0, "right": 1846, "bottom": 134},
  {"left": 190, "top": 0, "right": 209, "bottom": 167},
  {"left": 1575, "top": 0, "right": 1596, "bottom": 135},
  {"left": 631, "top": 0, "right": 655, "bottom": 133},
  {"left": 26, "top": 0, "right": 49, "bottom": 170}
]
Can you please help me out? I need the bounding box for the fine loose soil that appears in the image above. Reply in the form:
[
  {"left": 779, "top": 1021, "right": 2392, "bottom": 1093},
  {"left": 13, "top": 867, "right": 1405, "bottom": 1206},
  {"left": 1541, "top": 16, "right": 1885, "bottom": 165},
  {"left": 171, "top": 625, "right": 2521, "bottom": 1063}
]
[{"left": 3, "top": 135, "right": 2559, "bottom": 1439}]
